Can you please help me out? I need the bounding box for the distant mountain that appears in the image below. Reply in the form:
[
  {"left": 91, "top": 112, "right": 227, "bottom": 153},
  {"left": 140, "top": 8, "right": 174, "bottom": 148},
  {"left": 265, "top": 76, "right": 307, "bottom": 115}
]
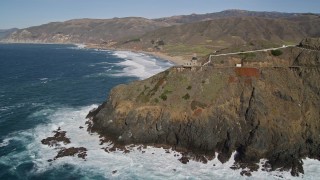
[
  {"left": 119, "top": 14, "right": 320, "bottom": 56},
  {"left": 2, "top": 10, "right": 320, "bottom": 58},
  {"left": 0, "top": 28, "right": 18, "bottom": 40},
  {"left": 3, "top": 17, "right": 171, "bottom": 44},
  {"left": 154, "top": 9, "right": 301, "bottom": 24}
]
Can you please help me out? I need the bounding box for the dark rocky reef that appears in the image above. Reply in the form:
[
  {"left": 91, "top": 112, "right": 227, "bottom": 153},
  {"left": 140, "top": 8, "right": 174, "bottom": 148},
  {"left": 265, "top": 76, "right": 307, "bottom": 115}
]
[
  {"left": 41, "top": 127, "right": 71, "bottom": 147},
  {"left": 54, "top": 147, "right": 87, "bottom": 160},
  {"left": 41, "top": 127, "right": 88, "bottom": 161},
  {"left": 87, "top": 43, "right": 320, "bottom": 176}
]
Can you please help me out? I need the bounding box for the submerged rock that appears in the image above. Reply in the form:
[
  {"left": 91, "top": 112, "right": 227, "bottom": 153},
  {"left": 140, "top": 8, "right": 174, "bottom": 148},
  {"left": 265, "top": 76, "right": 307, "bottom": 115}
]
[
  {"left": 41, "top": 128, "right": 71, "bottom": 147},
  {"left": 87, "top": 42, "right": 320, "bottom": 176},
  {"left": 41, "top": 128, "right": 87, "bottom": 161},
  {"left": 54, "top": 147, "right": 87, "bottom": 160}
]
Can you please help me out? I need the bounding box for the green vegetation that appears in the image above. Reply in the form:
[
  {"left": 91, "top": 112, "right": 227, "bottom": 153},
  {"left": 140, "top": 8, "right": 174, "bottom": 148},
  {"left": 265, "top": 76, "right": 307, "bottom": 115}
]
[
  {"left": 158, "top": 40, "right": 165, "bottom": 46},
  {"left": 164, "top": 44, "right": 212, "bottom": 56},
  {"left": 160, "top": 93, "right": 167, "bottom": 101},
  {"left": 138, "top": 92, "right": 150, "bottom": 103},
  {"left": 244, "top": 52, "right": 256, "bottom": 58},
  {"left": 182, "top": 93, "right": 190, "bottom": 100},
  {"left": 160, "top": 90, "right": 172, "bottom": 101},
  {"left": 123, "top": 38, "right": 141, "bottom": 44},
  {"left": 271, "top": 49, "right": 283, "bottom": 56},
  {"left": 238, "top": 52, "right": 256, "bottom": 60},
  {"left": 144, "top": 85, "right": 150, "bottom": 90},
  {"left": 186, "top": 85, "right": 192, "bottom": 90},
  {"left": 202, "top": 74, "right": 224, "bottom": 102},
  {"left": 154, "top": 98, "right": 159, "bottom": 103}
]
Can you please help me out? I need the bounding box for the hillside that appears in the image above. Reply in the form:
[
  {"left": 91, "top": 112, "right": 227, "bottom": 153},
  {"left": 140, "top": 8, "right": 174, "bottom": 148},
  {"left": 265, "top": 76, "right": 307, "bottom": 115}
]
[
  {"left": 3, "top": 10, "right": 320, "bottom": 60},
  {"left": 87, "top": 38, "right": 320, "bottom": 176},
  {"left": 0, "top": 28, "right": 18, "bottom": 40},
  {"left": 154, "top": 9, "right": 300, "bottom": 24},
  {"left": 119, "top": 15, "right": 320, "bottom": 57},
  {"left": 3, "top": 17, "right": 171, "bottom": 44}
]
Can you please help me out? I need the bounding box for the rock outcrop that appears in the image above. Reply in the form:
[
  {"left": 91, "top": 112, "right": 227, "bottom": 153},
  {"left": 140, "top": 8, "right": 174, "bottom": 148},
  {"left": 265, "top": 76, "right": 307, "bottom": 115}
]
[
  {"left": 299, "top": 37, "right": 320, "bottom": 50},
  {"left": 41, "top": 127, "right": 88, "bottom": 161},
  {"left": 87, "top": 44, "right": 320, "bottom": 176}
]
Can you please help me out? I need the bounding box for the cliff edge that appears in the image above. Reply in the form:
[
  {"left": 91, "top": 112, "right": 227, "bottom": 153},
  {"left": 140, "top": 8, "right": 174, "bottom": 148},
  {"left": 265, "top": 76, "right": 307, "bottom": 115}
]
[{"left": 87, "top": 39, "right": 320, "bottom": 176}]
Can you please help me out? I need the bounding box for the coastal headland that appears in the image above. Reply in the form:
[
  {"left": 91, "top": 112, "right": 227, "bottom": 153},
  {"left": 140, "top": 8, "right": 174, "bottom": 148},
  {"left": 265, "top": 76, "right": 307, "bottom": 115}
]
[{"left": 87, "top": 38, "right": 320, "bottom": 176}]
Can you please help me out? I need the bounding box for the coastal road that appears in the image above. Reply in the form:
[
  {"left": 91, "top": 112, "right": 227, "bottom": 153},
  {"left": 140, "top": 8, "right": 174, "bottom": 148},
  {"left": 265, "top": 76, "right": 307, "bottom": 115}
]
[{"left": 203, "top": 45, "right": 296, "bottom": 66}]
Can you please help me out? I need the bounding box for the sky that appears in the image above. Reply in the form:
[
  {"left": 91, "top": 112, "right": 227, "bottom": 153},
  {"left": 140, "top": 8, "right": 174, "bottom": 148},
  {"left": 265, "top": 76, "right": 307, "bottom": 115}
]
[{"left": 0, "top": 0, "right": 320, "bottom": 29}]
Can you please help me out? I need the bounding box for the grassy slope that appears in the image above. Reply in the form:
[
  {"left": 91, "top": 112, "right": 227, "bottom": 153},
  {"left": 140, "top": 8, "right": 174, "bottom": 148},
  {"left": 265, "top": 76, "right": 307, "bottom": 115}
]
[{"left": 119, "top": 15, "right": 320, "bottom": 58}]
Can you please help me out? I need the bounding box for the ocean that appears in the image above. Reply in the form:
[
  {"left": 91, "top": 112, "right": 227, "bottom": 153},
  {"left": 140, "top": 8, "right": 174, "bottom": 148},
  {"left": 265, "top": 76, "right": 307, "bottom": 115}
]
[{"left": 0, "top": 43, "right": 319, "bottom": 179}]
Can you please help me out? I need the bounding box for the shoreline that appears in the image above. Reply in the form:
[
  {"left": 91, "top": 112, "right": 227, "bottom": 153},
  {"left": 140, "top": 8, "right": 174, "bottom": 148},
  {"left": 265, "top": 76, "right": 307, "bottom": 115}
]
[
  {"left": 84, "top": 43, "right": 186, "bottom": 65},
  {"left": 0, "top": 41, "right": 186, "bottom": 65}
]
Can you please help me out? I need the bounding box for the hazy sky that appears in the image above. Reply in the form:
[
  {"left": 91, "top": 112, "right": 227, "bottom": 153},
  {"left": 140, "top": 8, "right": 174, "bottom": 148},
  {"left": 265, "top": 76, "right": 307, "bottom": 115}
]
[{"left": 1, "top": 0, "right": 319, "bottom": 29}]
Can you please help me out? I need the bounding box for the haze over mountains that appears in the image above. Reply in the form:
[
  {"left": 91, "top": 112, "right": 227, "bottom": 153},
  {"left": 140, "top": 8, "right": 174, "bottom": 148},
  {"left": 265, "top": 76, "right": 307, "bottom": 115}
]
[
  {"left": 3, "top": 18, "right": 171, "bottom": 44},
  {"left": 2, "top": 10, "right": 320, "bottom": 57},
  {"left": 0, "top": 28, "right": 18, "bottom": 39}
]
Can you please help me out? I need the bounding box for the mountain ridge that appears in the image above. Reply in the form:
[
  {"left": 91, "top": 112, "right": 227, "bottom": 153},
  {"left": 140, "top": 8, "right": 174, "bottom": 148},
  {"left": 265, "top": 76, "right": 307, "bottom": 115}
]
[
  {"left": 3, "top": 10, "right": 320, "bottom": 43},
  {"left": 118, "top": 15, "right": 320, "bottom": 57},
  {"left": 3, "top": 17, "right": 171, "bottom": 44},
  {"left": 2, "top": 9, "right": 320, "bottom": 60},
  {"left": 153, "top": 9, "right": 303, "bottom": 24}
]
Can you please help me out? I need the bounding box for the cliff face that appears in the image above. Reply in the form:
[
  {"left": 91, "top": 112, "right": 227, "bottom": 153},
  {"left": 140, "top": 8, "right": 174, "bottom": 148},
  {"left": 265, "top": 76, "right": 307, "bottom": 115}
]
[{"left": 87, "top": 45, "right": 320, "bottom": 176}]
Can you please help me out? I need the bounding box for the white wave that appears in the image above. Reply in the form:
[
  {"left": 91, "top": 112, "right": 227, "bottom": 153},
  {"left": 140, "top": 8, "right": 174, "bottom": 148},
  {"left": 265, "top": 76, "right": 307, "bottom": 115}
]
[
  {"left": 97, "top": 61, "right": 114, "bottom": 65},
  {"left": 113, "top": 51, "right": 128, "bottom": 59},
  {"left": 0, "top": 106, "right": 11, "bottom": 112},
  {"left": 0, "top": 103, "right": 26, "bottom": 112},
  {"left": 67, "top": 44, "right": 87, "bottom": 50},
  {"left": 93, "top": 48, "right": 110, "bottom": 53},
  {"left": 74, "top": 44, "right": 86, "bottom": 49},
  {"left": 0, "top": 138, "right": 11, "bottom": 147},
  {"left": 84, "top": 72, "right": 111, "bottom": 78},
  {"left": 1, "top": 105, "right": 319, "bottom": 179},
  {"left": 112, "top": 51, "right": 174, "bottom": 80}
]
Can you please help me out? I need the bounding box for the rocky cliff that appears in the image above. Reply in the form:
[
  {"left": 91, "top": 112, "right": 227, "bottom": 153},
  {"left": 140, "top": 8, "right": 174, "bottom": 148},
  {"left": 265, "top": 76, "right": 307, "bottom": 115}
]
[{"left": 87, "top": 41, "right": 320, "bottom": 176}]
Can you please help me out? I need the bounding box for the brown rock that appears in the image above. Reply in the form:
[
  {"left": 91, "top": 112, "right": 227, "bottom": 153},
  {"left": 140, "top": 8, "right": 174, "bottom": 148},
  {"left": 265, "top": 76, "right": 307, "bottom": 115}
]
[
  {"left": 41, "top": 128, "right": 71, "bottom": 147},
  {"left": 54, "top": 147, "right": 87, "bottom": 160}
]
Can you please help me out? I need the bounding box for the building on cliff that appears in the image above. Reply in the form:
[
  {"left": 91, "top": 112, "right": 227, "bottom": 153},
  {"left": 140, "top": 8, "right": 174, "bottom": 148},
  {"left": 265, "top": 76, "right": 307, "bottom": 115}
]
[{"left": 183, "top": 55, "right": 200, "bottom": 67}]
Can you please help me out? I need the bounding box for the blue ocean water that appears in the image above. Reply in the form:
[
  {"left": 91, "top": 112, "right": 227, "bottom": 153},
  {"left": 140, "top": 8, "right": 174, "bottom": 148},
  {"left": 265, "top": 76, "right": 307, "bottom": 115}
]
[{"left": 0, "top": 43, "right": 173, "bottom": 179}]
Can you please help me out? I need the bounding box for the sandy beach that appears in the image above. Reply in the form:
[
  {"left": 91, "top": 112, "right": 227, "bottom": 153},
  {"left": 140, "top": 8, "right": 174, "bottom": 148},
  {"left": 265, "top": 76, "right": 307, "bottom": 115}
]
[
  {"left": 85, "top": 43, "right": 186, "bottom": 66},
  {"left": 142, "top": 51, "right": 185, "bottom": 65}
]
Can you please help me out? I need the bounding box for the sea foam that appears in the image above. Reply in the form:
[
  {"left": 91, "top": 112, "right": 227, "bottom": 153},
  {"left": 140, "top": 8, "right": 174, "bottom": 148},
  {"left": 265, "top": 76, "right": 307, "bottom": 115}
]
[
  {"left": 1, "top": 105, "right": 319, "bottom": 179},
  {"left": 0, "top": 138, "right": 11, "bottom": 148},
  {"left": 74, "top": 44, "right": 86, "bottom": 49},
  {"left": 67, "top": 44, "right": 87, "bottom": 50},
  {"left": 112, "top": 51, "right": 173, "bottom": 80}
]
